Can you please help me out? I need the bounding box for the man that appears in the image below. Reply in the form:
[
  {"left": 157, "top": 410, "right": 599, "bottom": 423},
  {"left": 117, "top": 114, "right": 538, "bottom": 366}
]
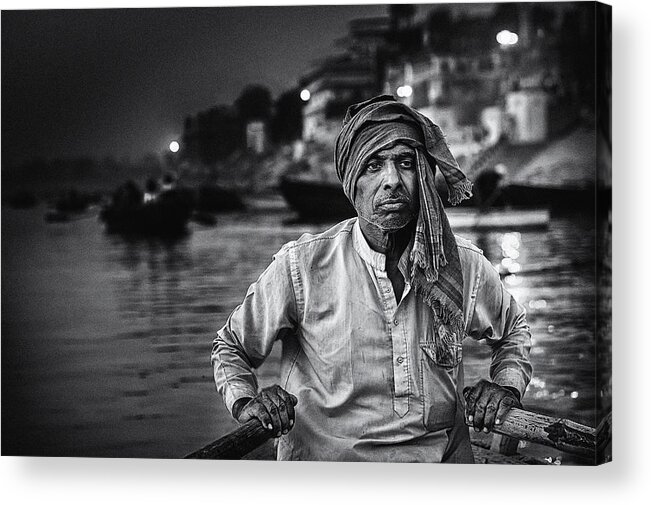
[{"left": 212, "top": 95, "right": 532, "bottom": 463}]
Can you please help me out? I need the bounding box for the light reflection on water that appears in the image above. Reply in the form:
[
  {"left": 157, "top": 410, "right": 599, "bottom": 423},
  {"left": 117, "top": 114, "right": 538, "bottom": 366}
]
[{"left": 2, "top": 206, "right": 602, "bottom": 460}]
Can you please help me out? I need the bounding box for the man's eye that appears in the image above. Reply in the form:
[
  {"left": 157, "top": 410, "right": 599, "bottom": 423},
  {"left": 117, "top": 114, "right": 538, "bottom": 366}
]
[
  {"left": 399, "top": 158, "right": 414, "bottom": 169},
  {"left": 366, "top": 161, "right": 382, "bottom": 172}
]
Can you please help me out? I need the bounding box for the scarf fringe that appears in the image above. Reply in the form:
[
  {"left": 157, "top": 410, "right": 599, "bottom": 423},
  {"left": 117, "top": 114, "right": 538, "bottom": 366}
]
[
  {"left": 447, "top": 178, "right": 473, "bottom": 206},
  {"left": 412, "top": 275, "right": 467, "bottom": 339},
  {"left": 411, "top": 247, "right": 448, "bottom": 285}
]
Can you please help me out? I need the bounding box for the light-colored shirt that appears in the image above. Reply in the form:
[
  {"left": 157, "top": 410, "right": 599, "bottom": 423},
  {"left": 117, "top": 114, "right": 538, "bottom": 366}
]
[{"left": 212, "top": 218, "right": 532, "bottom": 462}]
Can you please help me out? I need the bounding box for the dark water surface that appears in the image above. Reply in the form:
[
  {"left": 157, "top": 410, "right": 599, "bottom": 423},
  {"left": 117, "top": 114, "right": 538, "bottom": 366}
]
[{"left": 2, "top": 205, "right": 601, "bottom": 460}]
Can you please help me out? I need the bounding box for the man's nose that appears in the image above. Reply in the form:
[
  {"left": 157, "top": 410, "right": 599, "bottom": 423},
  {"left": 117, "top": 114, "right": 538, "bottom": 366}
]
[{"left": 382, "top": 162, "right": 402, "bottom": 191}]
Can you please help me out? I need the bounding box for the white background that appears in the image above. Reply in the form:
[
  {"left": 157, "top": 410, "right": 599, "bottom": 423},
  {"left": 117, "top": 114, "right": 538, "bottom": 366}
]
[{"left": 1, "top": 0, "right": 648, "bottom": 503}]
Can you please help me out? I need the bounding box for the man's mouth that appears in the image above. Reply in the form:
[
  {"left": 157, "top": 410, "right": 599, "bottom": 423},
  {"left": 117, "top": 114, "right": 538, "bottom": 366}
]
[{"left": 377, "top": 198, "right": 409, "bottom": 210}]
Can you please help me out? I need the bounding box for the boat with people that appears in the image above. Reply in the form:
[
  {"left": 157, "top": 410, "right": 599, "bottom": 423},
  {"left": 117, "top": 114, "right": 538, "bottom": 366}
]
[
  {"left": 99, "top": 174, "right": 247, "bottom": 235},
  {"left": 100, "top": 180, "right": 194, "bottom": 237}
]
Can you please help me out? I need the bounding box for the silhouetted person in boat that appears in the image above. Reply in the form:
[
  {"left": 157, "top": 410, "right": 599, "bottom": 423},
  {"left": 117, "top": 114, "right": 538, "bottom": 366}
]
[
  {"left": 474, "top": 163, "right": 507, "bottom": 212},
  {"left": 144, "top": 178, "right": 159, "bottom": 204},
  {"left": 160, "top": 172, "right": 177, "bottom": 193}
]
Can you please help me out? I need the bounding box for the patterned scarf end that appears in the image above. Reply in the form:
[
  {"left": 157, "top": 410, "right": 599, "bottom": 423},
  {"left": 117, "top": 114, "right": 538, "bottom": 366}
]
[{"left": 447, "top": 178, "right": 473, "bottom": 206}]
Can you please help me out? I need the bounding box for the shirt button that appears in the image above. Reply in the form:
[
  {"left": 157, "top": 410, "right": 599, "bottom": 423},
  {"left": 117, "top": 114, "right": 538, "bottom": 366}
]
[
  {"left": 393, "top": 319, "right": 399, "bottom": 326},
  {"left": 396, "top": 356, "right": 404, "bottom": 364}
]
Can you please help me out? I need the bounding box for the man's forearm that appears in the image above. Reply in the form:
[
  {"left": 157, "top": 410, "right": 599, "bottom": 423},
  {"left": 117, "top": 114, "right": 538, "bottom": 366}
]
[
  {"left": 211, "top": 247, "right": 298, "bottom": 417},
  {"left": 489, "top": 297, "right": 532, "bottom": 399},
  {"left": 211, "top": 326, "right": 260, "bottom": 416}
]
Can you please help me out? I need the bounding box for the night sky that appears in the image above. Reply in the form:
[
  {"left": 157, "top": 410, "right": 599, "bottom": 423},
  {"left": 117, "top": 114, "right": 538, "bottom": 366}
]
[{"left": 2, "top": 4, "right": 394, "bottom": 167}]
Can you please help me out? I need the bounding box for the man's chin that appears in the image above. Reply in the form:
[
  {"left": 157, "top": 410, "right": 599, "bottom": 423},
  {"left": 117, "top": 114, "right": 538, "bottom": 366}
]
[{"left": 369, "top": 215, "right": 414, "bottom": 232}]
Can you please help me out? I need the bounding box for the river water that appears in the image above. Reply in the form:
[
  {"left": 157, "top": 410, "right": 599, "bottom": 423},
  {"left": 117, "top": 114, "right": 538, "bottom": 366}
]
[{"left": 2, "top": 204, "right": 605, "bottom": 462}]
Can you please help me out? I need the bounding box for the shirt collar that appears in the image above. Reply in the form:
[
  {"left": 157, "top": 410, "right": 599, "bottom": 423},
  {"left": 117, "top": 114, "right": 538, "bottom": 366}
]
[{"left": 352, "top": 219, "right": 386, "bottom": 271}]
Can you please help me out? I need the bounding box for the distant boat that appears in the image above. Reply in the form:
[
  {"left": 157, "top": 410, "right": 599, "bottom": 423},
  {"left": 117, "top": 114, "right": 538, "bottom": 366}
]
[
  {"left": 490, "top": 127, "right": 603, "bottom": 211},
  {"left": 44, "top": 208, "right": 100, "bottom": 224},
  {"left": 279, "top": 175, "right": 355, "bottom": 221},
  {"left": 53, "top": 189, "right": 101, "bottom": 214},
  {"left": 501, "top": 184, "right": 597, "bottom": 210},
  {"left": 100, "top": 186, "right": 194, "bottom": 237},
  {"left": 42, "top": 189, "right": 102, "bottom": 224}
]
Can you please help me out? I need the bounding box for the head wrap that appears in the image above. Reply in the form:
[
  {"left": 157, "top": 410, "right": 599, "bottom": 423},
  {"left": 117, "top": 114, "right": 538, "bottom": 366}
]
[{"left": 334, "top": 95, "right": 473, "bottom": 345}]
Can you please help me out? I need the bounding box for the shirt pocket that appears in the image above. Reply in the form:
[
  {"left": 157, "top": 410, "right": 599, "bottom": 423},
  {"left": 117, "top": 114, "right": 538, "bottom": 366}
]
[
  {"left": 419, "top": 323, "right": 462, "bottom": 368},
  {"left": 419, "top": 323, "right": 462, "bottom": 432}
]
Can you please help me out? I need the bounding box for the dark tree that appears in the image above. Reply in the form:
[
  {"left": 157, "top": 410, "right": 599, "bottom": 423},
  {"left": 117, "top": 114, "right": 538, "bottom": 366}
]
[
  {"left": 235, "top": 85, "right": 273, "bottom": 122},
  {"left": 182, "top": 105, "right": 244, "bottom": 164},
  {"left": 270, "top": 88, "right": 303, "bottom": 144}
]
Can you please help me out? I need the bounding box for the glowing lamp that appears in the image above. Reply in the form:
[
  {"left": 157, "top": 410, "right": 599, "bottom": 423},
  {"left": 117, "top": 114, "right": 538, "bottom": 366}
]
[
  {"left": 396, "top": 85, "right": 413, "bottom": 98},
  {"left": 496, "top": 30, "right": 519, "bottom": 46},
  {"left": 169, "top": 141, "right": 180, "bottom": 153},
  {"left": 300, "top": 89, "right": 311, "bottom": 101}
]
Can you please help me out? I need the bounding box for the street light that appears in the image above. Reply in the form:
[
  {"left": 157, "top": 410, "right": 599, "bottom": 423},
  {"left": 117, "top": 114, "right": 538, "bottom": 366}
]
[
  {"left": 169, "top": 140, "right": 180, "bottom": 153},
  {"left": 496, "top": 30, "right": 519, "bottom": 46},
  {"left": 396, "top": 85, "right": 413, "bottom": 98},
  {"left": 300, "top": 89, "right": 311, "bottom": 101}
]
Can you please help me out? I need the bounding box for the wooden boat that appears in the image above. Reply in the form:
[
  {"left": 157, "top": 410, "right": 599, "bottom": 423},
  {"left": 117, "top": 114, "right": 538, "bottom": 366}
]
[
  {"left": 53, "top": 189, "right": 102, "bottom": 214},
  {"left": 100, "top": 188, "right": 194, "bottom": 237},
  {"left": 42, "top": 189, "right": 103, "bottom": 223},
  {"left": 186, "top": 407, "right": 611, "bottom": 465},
  {"left": 470, "top": 127, "right": 604, "bottom": 212},
  {"left": 501, "top": 184, "right": 597, "bottom": 210},
  {"left": 44, "top": 205, "right": 101, "bottom": 225},
  {"left": 279, "top": 175, "right": 355, "bottom": 221}
]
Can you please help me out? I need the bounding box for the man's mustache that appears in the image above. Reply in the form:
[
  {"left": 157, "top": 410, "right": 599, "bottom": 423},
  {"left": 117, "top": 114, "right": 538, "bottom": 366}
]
[{"left": 376, "top": 193, "right": 411, "bottom": 206}]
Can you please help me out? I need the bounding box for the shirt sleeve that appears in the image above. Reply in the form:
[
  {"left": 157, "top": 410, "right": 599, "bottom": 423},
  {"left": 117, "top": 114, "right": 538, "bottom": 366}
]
[
  {"left": 211, "top": 244, "right": 299, "bottom": 416},
  {"left": 467, "top": 253, "right": 533, "bottom": 399}
]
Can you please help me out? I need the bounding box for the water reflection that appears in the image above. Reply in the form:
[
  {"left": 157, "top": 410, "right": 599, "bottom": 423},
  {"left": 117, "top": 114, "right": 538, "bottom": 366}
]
[{"left": 462, "top": 214, "right": 597, "bottom": 431}]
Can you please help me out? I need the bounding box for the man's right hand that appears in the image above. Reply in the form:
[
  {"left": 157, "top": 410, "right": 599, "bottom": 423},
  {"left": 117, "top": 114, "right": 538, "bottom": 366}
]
[{"left": 233, "top": 385, "right": 298, "bottom": 438}]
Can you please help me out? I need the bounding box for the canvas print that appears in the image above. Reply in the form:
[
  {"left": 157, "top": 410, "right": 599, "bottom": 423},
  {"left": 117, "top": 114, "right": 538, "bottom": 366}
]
[{"left": 1, "top": 2, "right": 611, "bottom": 465}]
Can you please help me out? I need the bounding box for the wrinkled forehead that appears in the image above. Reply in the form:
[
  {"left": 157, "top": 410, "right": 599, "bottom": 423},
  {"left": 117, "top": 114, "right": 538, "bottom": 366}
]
[{"left": 367, "top": 140, "right": 417, "bottom": 159}]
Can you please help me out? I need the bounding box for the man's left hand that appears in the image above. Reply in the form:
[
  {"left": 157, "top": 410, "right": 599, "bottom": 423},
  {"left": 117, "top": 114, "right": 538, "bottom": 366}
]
[{"left": 463, "top": 379, "right": 521, "bottom": 433}]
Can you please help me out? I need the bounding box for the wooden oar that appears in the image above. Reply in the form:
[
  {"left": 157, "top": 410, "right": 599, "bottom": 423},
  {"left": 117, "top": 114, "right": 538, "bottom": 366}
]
[
  {"left": 466, "top": 408, "right": 612, "bottom": 460},
  {"left": 185, "top": 420, "right": 272, "bottom": 460}
]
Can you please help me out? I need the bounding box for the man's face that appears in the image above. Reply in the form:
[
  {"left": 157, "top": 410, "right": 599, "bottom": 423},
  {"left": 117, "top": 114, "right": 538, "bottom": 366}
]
[{"left": 353, "top": 142, "right": 419, "bottom": 231}]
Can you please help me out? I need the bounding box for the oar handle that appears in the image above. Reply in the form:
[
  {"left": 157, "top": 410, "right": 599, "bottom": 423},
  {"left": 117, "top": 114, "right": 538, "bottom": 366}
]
[{"left": 185, "top": 419, "right": 273, "bottom": 460}]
